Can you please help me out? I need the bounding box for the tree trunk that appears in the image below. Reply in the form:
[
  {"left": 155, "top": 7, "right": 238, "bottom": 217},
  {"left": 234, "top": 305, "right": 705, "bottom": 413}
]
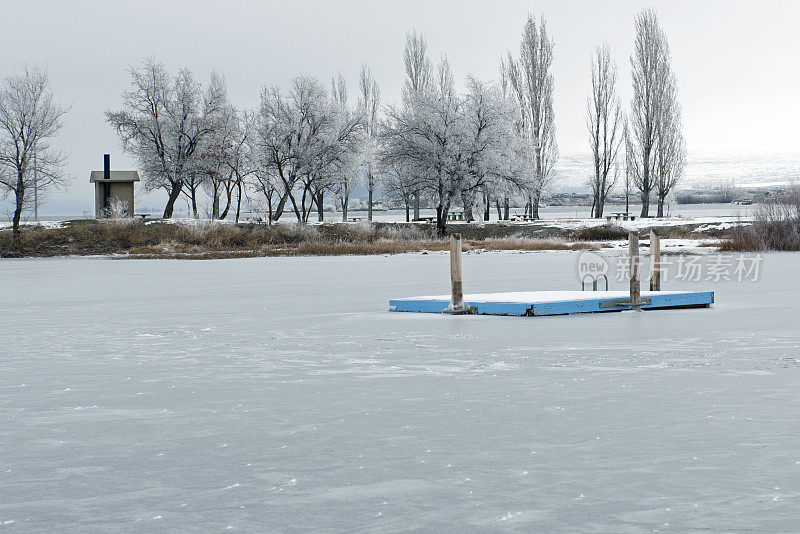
[
  {"left": 191, "top": 187, "right": 199, "bottom": 218},
  {"left": 211, "top": 185, "right": 220, "bottom": 220},
  {"left": 461, "top": 190, "right": 475, "bottom": 222},
  {"left": 271, "top": 191, "right": 289, "bottom": 222},
  {"left": 11, "top": 175, "right": 24, "bottom": 250},
  {"left": 235, "top": 179, "right": 243, "bottom": 223},
  {"left": 640, "top": 150, "right": 651, "bottom": 218},
  {"left": 530, "top": 192, "right": 541, "bottom": 219},
  {"left": 367, "top": 181, "right": 374, "bottom": 223},
  {"left": 625, "top": 186, "right": 630, "bottom": 214},
  {"left": 484, "top": 192, "right": 490, "bottom": 221},
  {"left": 220, "top": 186, "right": 233, "bottom": 220},
  {"left": 341, "top": 194, "right": 349, "bottom": 222},
  {"left": 413, "top": 193, "right": 420, "bottom": 220},
  {"left": 503, "top": 198, "right": 509, "bottom": 220},
  {"left": 316, "top": 190, "right": 324, "bottom": 222},
  {"left": 656, "top": 197, "right": 665, "bottom": 218},
  {"left": 163, "top": 180, "right": 183, "bottom": 219},
  {"left": 405, "top": 200, "right": 410, "bottom": 222},
  {"left": 435, "top": 203, "right": 450, "bottom": 236}
]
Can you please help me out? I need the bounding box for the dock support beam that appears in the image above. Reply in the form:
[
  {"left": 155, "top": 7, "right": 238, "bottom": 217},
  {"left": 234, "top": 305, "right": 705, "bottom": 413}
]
[
  {"left": 649, "top": 229, "right": 661, "bottom": 291},
  {"left": 629, "top": 231, "right": 642, "bottom": 311},
  {"left": 445, "top": 233, "right": 472, "bottom": 314}
]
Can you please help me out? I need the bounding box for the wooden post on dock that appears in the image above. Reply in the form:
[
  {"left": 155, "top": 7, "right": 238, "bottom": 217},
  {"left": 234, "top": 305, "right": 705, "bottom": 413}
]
[
  {"left": 445, "top": 233, "right": 470, "bottom": 314},
  {"left": 649, "top": 229, "right": 661, "bottom": 291},
  {"left": 629, "top": 231, "right": 642, "bottom": 311}
]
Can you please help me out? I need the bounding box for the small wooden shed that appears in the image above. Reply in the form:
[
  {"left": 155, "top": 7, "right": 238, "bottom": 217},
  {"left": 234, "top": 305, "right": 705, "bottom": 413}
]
[{"left": 90, "top": 154, "right": 139, "bottom": 218}]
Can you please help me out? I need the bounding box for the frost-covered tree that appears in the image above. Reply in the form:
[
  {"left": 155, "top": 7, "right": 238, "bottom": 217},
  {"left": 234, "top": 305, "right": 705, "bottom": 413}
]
[
  {"left": 383, "top": 57, "right": 461, "bottom": 234},
  {"left": 0, "top": 65, "right": 69, "bottom": 249},
  {"left": 253, "top": 77, "right": 328, "bottom": 223},
  {"left": 381, "top": 166, "right": 416, "bottom": 222},
  {"left": 458, "top": 77, "right": 526, "bottom": 222},
  {"left": 358, "top": 65, "right": 380, "bottom": 222},
  {"left": 402, "top": 31, "right": 432, "bottom": 220},
  {"left": 193, "top": 103, "right": 249, "bottom": 220},
  {"left": 653, "top": 71, "right": 685, "bottom": 217},
  {"left": 107, "top": 59, "right": 227, "bottom": 218},
  {"left": 248, "top": 137, "right": 283, "bottom": 225},
  {"left": 587, "top": 43, "right": 623, "bottom": 218},
  {"left": 504, "top": 14, "right": 558, "bottom": 219},
  {"left": 253, "top": 75, "right": 362, "bottom": 224},
  {"left": 328, "top": 73, "right": 365, "bottom": 221},
  {"left": 628, "top": 9, "right": 684, "bottom": 217},
  {"left": 383, "top": 57, "right": 521, "bottom": 233},
  {"left": 224, "top": 111, "right": 255, "bottom": 223}
]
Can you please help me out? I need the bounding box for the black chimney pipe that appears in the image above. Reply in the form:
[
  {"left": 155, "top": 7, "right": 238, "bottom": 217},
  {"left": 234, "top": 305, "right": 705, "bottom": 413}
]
[{"left": 102, "top": 154, "right": 111, "bottom": 212}]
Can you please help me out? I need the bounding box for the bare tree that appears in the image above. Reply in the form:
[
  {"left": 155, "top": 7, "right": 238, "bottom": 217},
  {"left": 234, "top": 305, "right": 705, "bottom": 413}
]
[
  {"left": 402, "top": 31, "right": 432, "bottom": 220},
  {"left": 624, "top": 123, "right": 634, "bottom": 214},
  {"left": 505, "top": 14, "right": 558, "bottom": 219},
  {"left": 587, "top": 43, "right": 623, "bottom": 218},
  {"left": 628, "top": 9, "right": 681, "bottom": 217},
  {"left": 194, "top": 102, "right": 239, "bottom": 220},
  {"left": 359, "top": 65, "right": 381, "bottom": 222},
  {"left": 383, "top": 58, "right": 521, "bottom": 233},
  {"left": 328, "top": 73, "right": 364, "bottom": 222},
  {"left": 383, "top": 57, "right": 461, "bottom": 234},
  {"left": 225, "top": 111, "right": 255, "bottom": 223},
  {"left": 459, "top": 77, "right": 525, "bottom": 222},
  {"left": 253, "top": 77, "right": 328, "bottom": 223},
  {"left": 654, "top": 72, "right": 686, "bottom": 217},
  {"left": 0, "top": 65, "right": 69, "bottom": 249},
  {"left": 382, "top": 166, "right": 416, "bottom": 222},
  {"left": 106, "top": 59, "right": 227, "bottom": 218},
  {"left": 254, "top": 75, "right": 362, "bottom": 224}
]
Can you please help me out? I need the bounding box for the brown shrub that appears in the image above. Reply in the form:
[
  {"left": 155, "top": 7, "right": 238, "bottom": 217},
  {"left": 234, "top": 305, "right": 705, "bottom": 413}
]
[
  {"left": 719, "top": 196, "right": 800, "bottom": 251},
  {"left": 574, "top": 224, "right": 629, "bottom": 241}
]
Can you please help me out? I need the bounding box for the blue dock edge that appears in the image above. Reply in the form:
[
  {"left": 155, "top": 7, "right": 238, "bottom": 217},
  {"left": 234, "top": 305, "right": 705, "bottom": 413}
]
[{"left": 389, "top": 291, "right": 714, "bottom": 317}]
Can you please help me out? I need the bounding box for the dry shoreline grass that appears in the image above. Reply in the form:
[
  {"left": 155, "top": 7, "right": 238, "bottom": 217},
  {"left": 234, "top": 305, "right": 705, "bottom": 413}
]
[{"left": 0, "top": 218, "right": 740, "bottom": 259}]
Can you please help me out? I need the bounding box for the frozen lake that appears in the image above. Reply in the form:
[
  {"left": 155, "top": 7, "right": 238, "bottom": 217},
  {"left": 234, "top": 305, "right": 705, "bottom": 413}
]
[{"left": 1, "top": 252, "right": 799, "bottom": 532}]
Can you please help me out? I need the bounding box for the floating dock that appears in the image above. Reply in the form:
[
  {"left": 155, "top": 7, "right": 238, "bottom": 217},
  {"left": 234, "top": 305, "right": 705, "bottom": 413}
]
[{"left": 389, "top": 290, "right": 714, "bottom": 317}]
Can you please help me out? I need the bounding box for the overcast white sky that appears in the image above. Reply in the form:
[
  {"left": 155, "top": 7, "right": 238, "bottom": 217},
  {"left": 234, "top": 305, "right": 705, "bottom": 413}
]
[{"left": 2, "top": 0, "right": 799, "bottom": 214}]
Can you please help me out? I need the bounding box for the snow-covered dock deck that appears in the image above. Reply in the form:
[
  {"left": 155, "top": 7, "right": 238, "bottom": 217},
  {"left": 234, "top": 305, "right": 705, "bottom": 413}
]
[{"left": 389, "top": 290, "right": 714, "bottom": 316}]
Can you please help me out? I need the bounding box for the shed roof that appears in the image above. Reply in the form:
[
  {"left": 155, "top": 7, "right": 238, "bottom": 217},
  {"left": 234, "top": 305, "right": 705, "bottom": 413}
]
[{"left": 90, "top": 171, "right": 140, "bottom": 183}]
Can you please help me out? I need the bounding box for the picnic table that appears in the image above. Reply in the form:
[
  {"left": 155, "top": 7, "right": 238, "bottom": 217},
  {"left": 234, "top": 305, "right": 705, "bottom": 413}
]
[
  {"left": 606, "top": 212, "right": 636, "bottom": 221},
  {"left": 134, "top": 213, "right": 150, "bottom": 220},
  {"left": 347, "top": 216, "right": 365, "bottom": 222},
  {"left": 412, "top": 216, "right": 436, "bottom": 223},
  {"left": 446, "top": 211, "right": 464, "bottom": 221}
]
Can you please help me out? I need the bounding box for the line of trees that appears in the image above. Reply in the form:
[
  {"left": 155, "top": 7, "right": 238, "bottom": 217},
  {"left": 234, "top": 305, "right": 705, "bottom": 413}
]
[
  {"left": 0, "top": 8, "right": 686, "bottom": 244},
  {"left": 104, "top": 15, "right": 561, "bottom": 233},
  {"left": 104, "top": 9, "right": 684, "bottom": 229},
  {"left": 588, "top": 8, "right": 686, "bottom": 219}
]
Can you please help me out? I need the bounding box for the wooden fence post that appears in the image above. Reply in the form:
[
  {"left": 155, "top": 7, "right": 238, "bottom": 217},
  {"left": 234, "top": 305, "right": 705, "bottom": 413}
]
[
  {"left": 629, "top": 231, "right": 642, "bottom": 311},
  {"left": 446, "top": 233, "right": 470, "bottom": 313},
  {"left": 649, "top": 229, "right": 661, "bottom": 291}
]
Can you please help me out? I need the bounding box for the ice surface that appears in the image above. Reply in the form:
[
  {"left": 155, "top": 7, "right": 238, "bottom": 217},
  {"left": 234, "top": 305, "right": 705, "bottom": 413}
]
[{"left": 1, "top": 251, "right": 799, "bottom": 532}]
